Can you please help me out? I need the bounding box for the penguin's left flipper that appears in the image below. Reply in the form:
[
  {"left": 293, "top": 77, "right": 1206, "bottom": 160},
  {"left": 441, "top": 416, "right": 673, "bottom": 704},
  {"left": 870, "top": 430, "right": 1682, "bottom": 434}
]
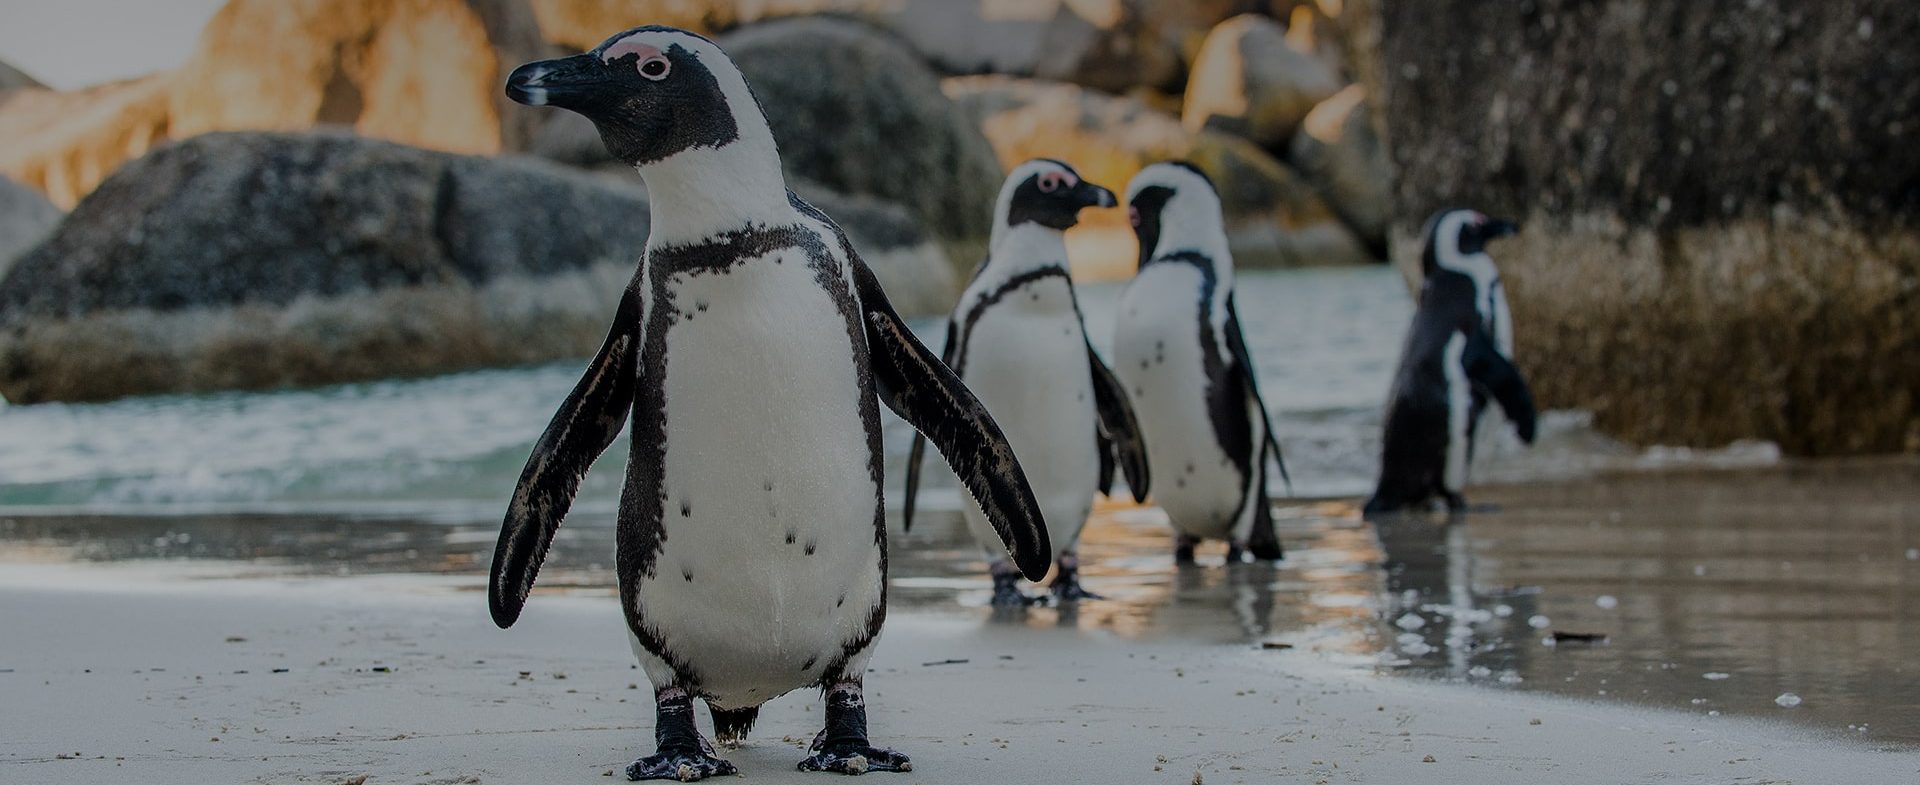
[
  {"left": 899, "top": 319, "right": 955, "bottom": 534},
  {"left": 849, "top": 259, "right": 1053, "bottom": 582},
  {"left": 1086, "top": 340, "right": 1150, "bottom": 502},
  {"left": 489, "top": 283, "right": 642, "bottom": 629},
  {"left": 1224, "top": 298, "right": 1292, "bottom": 494},
  {"left": 1463, "top": 331, "right": 1538, "bottom": 444}
]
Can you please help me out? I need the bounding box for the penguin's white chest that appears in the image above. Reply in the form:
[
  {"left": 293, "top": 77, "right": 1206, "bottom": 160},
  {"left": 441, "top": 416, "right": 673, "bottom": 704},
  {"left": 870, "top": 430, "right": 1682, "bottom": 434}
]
[
  {"left": 955, "top": 277, "right": 1098, "bottom": 558},
  {"left": 1113, "top": 265, "right": 1246, "bottom": 538},
  {"left": 635, "top": 247, "right": 883, "bottom": 705}
]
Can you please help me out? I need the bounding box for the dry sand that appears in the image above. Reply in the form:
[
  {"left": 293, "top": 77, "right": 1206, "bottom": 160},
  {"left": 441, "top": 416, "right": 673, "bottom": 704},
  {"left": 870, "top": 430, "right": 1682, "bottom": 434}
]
[{"left": 1, "top": 562, "right": 1913, "bottom": 785}]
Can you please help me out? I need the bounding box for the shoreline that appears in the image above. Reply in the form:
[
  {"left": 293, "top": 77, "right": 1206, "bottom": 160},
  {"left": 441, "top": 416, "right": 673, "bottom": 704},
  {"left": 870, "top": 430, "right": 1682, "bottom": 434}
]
[{"left": 1, "top": 563, "right": 1914, "bottom": 784}]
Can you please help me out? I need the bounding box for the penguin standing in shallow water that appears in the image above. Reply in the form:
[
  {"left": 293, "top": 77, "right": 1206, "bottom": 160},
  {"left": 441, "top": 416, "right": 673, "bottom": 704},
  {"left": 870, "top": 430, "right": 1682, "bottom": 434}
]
[
  {"left": 1364, "top": 210, "right": 1537, "bottom": 516},
  {"left": 1111, "top": 162, "right": 1290, "bottom": 564},
  {"left": 490, "top": 27, "right": 1050, "bottom": 780},
  {"left": 901, "top": 159, "right": 1149, "bottom": 606}
]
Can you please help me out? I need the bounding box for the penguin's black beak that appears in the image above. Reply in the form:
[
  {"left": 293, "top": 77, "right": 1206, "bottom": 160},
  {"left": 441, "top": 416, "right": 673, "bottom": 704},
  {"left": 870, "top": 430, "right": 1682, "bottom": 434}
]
[
  {"left": 506, "top": 54, "right": 606, "bottom": 109},
  {"left": 1483, "top": 218, "right": 1520, "bottom": 239},
  {"left": 1075, "top": 182, "right": 1118, "bottom": 210}
]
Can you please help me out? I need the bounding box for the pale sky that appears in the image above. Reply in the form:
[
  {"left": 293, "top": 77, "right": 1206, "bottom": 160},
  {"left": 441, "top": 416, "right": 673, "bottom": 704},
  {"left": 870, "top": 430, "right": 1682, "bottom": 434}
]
[{"left": 0, "top": 0, "right": 228, "bottom": 90}]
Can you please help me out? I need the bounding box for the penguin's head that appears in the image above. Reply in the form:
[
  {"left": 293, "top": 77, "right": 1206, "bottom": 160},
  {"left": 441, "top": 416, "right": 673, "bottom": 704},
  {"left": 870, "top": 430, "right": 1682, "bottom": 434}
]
[
  {"left": 506, "top": 26, "right": 765, "bottom": 167},
  {"left": 1124, "top": 161, "right": 1226, "bottom": 270},
  {"left": 1421, "top": 208, "right": 1518, "bottom": 277},
  {"left": 994, "top": 159, "right": 1115, "bottom": 236}
]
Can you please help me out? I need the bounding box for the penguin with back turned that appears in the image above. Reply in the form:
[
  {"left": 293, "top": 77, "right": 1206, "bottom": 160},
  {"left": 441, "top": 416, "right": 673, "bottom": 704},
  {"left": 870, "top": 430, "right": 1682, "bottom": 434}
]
[
  {"left": 490, "top": 26, "right": 1050, "bottom": 780},
  {"left": 1364, "top": 209, "right": 1537, "bottom": 516},
  {"left": 1110, "top": 162, "right": 1291, "bottom": 564},
  {"left": 901, "top": 159, "right": 1149, "bottom": 605}
]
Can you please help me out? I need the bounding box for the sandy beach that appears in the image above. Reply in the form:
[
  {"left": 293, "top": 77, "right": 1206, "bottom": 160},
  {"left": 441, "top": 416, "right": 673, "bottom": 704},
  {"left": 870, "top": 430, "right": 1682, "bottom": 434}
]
[{"left": 3, "top": 557, "right": 1914, "bottom": 785}]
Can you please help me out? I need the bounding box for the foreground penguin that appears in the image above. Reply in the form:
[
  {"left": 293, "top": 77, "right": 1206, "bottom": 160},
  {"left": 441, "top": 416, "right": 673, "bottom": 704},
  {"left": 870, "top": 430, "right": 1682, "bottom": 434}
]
[
  {"left": 901, "top": 159, "right": 1149, "bottom": 605},
  {"left": 489, "top": 27, "right": 1050, "bottom": 780},
  {"left": 1111, "top": 162, "right": 1289, "bottom": 564},
  {"left": 1364, "top": 210, "right": 1537, "bottom": 516}
]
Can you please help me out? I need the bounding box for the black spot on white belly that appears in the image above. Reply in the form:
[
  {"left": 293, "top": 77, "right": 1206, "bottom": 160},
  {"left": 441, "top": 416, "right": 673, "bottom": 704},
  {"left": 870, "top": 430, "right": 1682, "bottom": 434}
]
[
  {"left": 801, "top": 656, "right": 817, "bottom": 671},
  {"left": 680, "top": 500, "right": 691, "bottom": 517},
  {"left": 696, "top": 301, "right": 709, "bottom": 312},
  {"left": 836, "top": 594, "right": 846, "bottom": 607},
  {"left": 785, "top": 528, "right": 797, "bottom": 545},
  {"left": 682, "top": 567, "right": 693, "bottom": 582},
  {"left": 804, "top": 541, "right": 817, "bottom": 556}
]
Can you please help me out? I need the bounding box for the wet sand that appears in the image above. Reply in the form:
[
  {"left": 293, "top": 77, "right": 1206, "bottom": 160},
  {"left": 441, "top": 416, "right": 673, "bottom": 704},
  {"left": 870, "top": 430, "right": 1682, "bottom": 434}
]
[
  {"left": 2, "top": 460, "right": 1918, "bottom": 782},
  {"left": 2, "top": 563, "right": 1915, "bottom": 785}
]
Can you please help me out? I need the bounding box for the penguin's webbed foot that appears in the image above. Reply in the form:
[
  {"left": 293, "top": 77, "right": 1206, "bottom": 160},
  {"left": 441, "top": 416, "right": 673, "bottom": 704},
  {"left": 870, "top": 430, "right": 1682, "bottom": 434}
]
[
  {"left": 989, "top": 560, "right": 1044, "bottom": 606},
  {"left": 1173, "top": 534, "right": 1201, "bottom": 565},
  {"left": 1051, "top": 579, "right": 1104, "bottom": 602},
  {"left": 990, "top": 582, "right": 1045, "bottom": 607},
  {"left": 798, "top": 742, "right": 913, "bottom": 775},
  {"left": 625, "top": 750, "right": 736, "bottom": 781}
]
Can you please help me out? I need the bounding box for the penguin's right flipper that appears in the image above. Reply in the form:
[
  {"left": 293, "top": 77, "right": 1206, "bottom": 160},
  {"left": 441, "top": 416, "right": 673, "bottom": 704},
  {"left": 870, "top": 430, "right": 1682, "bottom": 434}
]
[
  {"left": 850, "top": 258, "right": 1052, "bottom": 581},
  {"left": 900, "top": 319, "right": 954, "bottom": 534},
  {"left": 1464, "top": 331, "right": 1538, "bottom": 444},
  {"left": 1224, "top": 298, "right": 1293, "bottom": 494},
  {"left": 489, "top": 285, "right": 642, "bottom": 629},
  {"left": 1086, "top": 341, "right": 1150, "bottom": 502},
  {"left": 1243, "top": 442, "right": 1284, "bottom": 560},
  {"left": 1096, "top": 431, "right": 1117, "bottom": 497}
]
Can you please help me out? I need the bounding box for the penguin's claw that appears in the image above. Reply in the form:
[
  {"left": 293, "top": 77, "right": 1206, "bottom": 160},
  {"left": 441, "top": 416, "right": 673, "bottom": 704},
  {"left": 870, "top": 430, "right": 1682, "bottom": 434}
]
[
  {"left": 625, "top": 750, "right": 737, "bottom": 781},
  {"left": 798, "top": 743, "right": 912, "bottom": 775}
]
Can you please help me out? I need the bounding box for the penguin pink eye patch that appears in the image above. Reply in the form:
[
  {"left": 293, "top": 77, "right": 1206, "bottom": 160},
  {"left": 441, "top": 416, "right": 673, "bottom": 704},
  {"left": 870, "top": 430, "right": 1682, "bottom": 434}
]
[
  {"left": 603, "top": 39, "right": 671, "bottom": 80},
  {"left": 1037, "top": 171, "right": 1078, "bottom": 193}
]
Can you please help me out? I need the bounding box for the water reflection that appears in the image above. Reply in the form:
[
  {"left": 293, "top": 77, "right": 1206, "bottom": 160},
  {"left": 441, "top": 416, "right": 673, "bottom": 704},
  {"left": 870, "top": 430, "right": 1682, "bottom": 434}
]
[
  {"left": 1371, "top": 459, "right": 1920, "bottom": 746},
  {"left": 2, "top": 459, "right": 1914, "bottom": 745}
]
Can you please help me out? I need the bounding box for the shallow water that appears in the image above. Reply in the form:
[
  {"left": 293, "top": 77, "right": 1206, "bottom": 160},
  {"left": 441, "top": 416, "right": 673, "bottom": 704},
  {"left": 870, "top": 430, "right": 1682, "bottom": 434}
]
[{"left": 0, "top": 266, "right": 1766, "bottom": 514}]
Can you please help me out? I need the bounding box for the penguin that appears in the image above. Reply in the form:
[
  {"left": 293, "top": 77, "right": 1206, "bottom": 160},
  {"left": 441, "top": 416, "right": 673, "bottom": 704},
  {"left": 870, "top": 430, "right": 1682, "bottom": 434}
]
[
  {"left": 1363, "top": 209, "right": 1538, "bottom": 516},
  {"left": 1110, "top": 162, "right": 1290, "bottom": 565},
  {"left": 900, "top": 159, "right": 1149, "bottom": 606},
  {"left": 489, "top": 27, "right": 1051, "bottom": 781}
]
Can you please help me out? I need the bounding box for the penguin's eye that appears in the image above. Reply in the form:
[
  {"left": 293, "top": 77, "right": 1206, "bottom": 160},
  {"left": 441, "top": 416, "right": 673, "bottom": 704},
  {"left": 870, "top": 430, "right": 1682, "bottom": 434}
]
[
  {"left": 1037, "top": 172, "right": 1064, "bottom": 193},
  {"left": 637, "top": 56, "right": 670, "bottom": 81}
]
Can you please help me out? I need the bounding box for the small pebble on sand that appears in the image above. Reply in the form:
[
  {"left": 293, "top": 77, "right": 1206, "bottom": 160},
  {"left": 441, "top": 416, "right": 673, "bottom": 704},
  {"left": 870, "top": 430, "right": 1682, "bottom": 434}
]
[{"left": 1775, "top": 692, "right": 1802, "bottom": 708}]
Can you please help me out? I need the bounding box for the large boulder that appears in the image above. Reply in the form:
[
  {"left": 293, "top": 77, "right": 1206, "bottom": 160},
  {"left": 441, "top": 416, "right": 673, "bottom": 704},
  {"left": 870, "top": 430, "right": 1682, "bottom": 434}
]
[
  {"left": 0, "top": 75, "right": 173, "bottom": 208},
  {"left": 169, "top": 0, "right": 549, "bottom": 155},
  {"left": 0, "top": 132, "right": 952, "bottom": 403},
  {"left": 1182, "top": 14, "right": 1342, "bottom": 149},
  {"left": 0, "top": 176, "right": 61, "bottom": 278},
  {"left": 1377, "top": 0, "right": 1920, "bottom": 455},
  {"left": 946, "top": 75, "right": 1372, "bottom": 274},
  {"left": 721, "top": 17, "right": 1003, "bottom": 275},
  {"left": 1289, "top": 85, "right": 1389, "bottom": 255}
]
